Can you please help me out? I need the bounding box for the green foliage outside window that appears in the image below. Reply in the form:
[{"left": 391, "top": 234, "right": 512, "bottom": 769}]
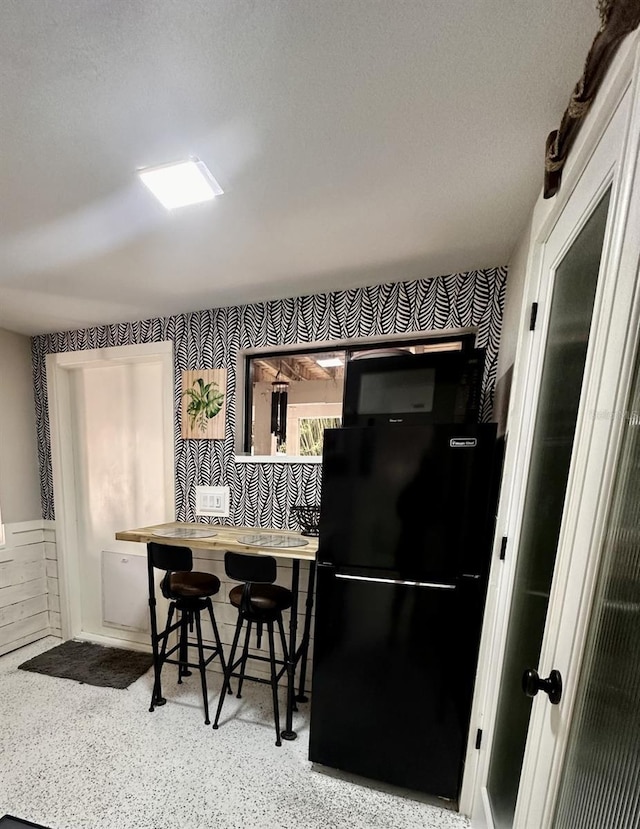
[{"left": 298, "top": 417, "right": 341, "bottom": 456}]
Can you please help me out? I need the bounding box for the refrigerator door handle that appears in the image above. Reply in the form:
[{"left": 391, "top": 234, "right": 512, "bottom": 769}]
[{"left": 334, "top": 573, "right": 456, "bottom": 590}]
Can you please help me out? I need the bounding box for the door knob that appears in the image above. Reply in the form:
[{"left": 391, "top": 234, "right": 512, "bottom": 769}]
[{"left": 522, "top": 668, "right": 563, "bottom": 705}]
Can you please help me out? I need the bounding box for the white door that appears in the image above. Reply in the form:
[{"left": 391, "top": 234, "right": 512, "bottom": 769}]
[
  {"left": 47, "top": 342, "right": 175, "bottom": 647},
  {"left": 471, "top": 37, "right": 640, "bottom": 829}
]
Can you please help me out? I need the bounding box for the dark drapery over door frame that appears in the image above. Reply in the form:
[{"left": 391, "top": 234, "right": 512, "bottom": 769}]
[{"left": 544, "top": 0, "right": 640, "bottom": 198}]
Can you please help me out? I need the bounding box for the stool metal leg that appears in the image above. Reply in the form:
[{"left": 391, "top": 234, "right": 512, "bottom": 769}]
[
  {"left": 296, "top": 560, "right": 316, "bottom": 703},
  {"left": 276, "top": 613, "right": 294, "bottom": 711},
  {"left": 267, "top": 620, "right": 282, "bottom": 746},
  {"left": 150, "top": 602, "right": 174, "bottom": 712},
  {"left": 282, "top": 560, "right": 300, "bottom": 740},
  {"left": 206, "top": 598, "right": 232, "bottom": 695},
  {"left": 177, "top": 611, "right": 186, "bottom": 683},
  {"left": 213, "top": 612, "right": 244, "bottom": 731},
  {"left": 177, "top": 610, "right": 192, "bottom": 683},
  {"left": 147, "top": 554, "right": 166, "bottom": 709},
  {"left": 277, "top": 614, "right": 288, "bottom": 662},
  {"left": 236, "top": 619, "right": 253, "bottom": 699},
  {"left": 194, "top": 609, "right": 210, "bottom": 725}
]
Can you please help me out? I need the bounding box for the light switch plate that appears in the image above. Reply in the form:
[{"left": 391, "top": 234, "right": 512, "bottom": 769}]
[{"left": 195, "top": 485, "right": 230, "bottom": 517}]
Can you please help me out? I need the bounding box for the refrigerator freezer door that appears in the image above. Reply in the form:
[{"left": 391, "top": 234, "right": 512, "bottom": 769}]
[
  {"left": 309, "top": 566, "right": 485, "bottom": 798},
  {"left": 318, "top": 423, "right": 498, "bottom": 581}
]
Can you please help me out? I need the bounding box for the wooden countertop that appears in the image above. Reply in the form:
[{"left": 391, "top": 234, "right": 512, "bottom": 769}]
[{"left": 115, "top": 521, "right": 318, "bottom": 562}]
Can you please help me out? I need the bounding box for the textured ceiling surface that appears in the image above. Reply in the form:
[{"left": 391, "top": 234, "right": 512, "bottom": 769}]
[{"left": 0, "top": 0, "right": 599, "bottom": 335}]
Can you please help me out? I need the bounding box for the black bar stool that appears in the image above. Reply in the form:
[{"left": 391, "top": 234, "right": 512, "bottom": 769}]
[
  {"left": 147, "top": 541, "right": 228, "bottom": 724},
  {"left": 212, "top": 551, "right": 292, "bottom": 745}
]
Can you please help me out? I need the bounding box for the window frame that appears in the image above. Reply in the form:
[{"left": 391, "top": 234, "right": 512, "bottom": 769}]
[{"left": 240, "top": 328, "right": 478, "bottom": 457}]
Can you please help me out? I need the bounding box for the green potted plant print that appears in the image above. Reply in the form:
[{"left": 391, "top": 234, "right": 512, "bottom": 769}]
[{"left": 183, "top": 377, "right": 225, "bottom": 434}]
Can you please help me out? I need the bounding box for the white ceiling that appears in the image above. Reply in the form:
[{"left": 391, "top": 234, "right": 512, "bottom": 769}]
[{"left": 0, "top": 0, "right": 599, "bottom": 336}]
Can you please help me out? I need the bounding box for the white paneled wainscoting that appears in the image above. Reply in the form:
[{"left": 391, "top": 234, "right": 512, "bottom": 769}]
[{"left": 0, "top": 520, "right": 60, "bottom": 656}]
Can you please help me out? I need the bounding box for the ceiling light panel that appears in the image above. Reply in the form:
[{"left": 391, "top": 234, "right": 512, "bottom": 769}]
[
  {"left": 316, "top": 357, "right": 344, "bottom": 368},
  {"left": 138, "top": 159, "right": 223, "bottom": 209}
]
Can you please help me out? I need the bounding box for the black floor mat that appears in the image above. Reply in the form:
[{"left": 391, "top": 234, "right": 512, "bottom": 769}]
[
  {"left": 18, "top": 639, "right": 152, "bottom": 689},
  {"left": 0, "top": 817, "right": 51, "bottom": 828}
]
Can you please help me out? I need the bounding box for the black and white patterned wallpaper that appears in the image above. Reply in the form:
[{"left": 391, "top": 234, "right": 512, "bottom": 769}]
[{"left": 31, "top": 267, "right": 507, "bottom": 527}]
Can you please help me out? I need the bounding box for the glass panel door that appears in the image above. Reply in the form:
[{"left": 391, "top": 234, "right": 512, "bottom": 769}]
[
  {"left": 486, "top": 190, "right": 611, "bottom": 828},
  {"left": 552, "top": 341, "right": 640, "bottom": 829}
]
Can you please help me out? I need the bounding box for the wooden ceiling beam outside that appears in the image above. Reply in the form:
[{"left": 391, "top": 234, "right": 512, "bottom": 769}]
[
  {"left": 251, "top": 353, "right": 345, "bottom": 384},
  {"left": 280, "top": 358, "right": 314, "bottom": 381}
]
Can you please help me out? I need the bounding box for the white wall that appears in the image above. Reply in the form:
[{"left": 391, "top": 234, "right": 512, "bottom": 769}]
[
  {"left": 492, "top": 214, "right": 534, "bottom": 434},
  {"left": 0, "top": 328, "right": 41, "bottom": 522},
  {"left": 498, "top": 217, "right": 533, "bottom": 382}
]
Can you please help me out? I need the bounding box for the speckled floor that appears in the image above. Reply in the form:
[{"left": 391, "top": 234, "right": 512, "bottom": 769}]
[{"left": 0, "top": 637, "right": 471, "bottom": 829}]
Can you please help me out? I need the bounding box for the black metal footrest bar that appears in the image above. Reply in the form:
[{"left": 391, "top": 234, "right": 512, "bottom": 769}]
[
  {"left": 230, "top": 652, "right": 286, "bottom": 668},
  {"left": 152, "top": 619, "right": 182, "bottom": 645},
  {"left": 163, "top": 655, "right": 222, "bottom": 672},
  {"left": 228, "top": 652, "right": 288, "bottom": 683},
  {"left": 227, "top": 671, "right": 287, "bottom": 687}
]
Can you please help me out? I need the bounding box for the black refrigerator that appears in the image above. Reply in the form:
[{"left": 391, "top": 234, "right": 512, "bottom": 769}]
[{"left": 308, "top": 422, "right": 501, "bottom": 800}]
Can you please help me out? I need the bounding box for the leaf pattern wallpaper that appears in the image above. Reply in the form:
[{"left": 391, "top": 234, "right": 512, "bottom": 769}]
[{"left": 31, "top": 267, "right": 507, "bottom": 528}]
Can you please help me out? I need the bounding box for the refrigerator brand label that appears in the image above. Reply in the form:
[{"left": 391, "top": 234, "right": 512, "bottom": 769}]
[{"left": 450, "top": 438, "right": 477, "bottom": 448}]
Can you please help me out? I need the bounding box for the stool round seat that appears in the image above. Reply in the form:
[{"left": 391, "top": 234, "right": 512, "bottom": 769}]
[
  {"left": 229, "top": 583, "right": 292, "bottom": 615},
  {"left": 162, "top": 571, "right": 221, "bottom": 600}
]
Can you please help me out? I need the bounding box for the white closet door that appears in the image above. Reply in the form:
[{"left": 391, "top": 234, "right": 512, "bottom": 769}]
[{"left": 70, "top": 360, "right": 168, "bottom": 643}]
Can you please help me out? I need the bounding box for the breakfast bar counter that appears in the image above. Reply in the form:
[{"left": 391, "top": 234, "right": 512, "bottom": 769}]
[
  {"left": 115, "top": 521, "right": 318, "bottom": 739},
  {"left": 115, "top": 521, "right": 318, "bottom": 560}
]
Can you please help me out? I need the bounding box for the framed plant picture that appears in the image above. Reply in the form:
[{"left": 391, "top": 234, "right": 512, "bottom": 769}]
[{"left": 181, "top": 369, "right": 227, "bottom": 439}]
